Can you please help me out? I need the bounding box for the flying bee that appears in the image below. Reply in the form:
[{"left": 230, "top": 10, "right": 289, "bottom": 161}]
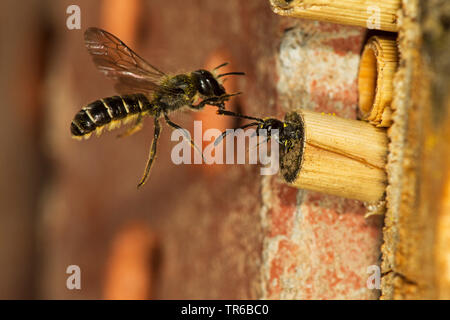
[
  {"left": 213, "top": 109, "right": 304, "bottom": 152},
  {"left": 71, "top": 27, "right": 244, "bottom": 188}
]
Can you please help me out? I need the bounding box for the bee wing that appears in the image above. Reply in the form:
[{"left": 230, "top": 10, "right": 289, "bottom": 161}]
[
  {"left": 113, "top": 76, "right": 160, "bottom": 95},
  {"left": 84, "top": 27, "right": 165, "bottom": 95}
]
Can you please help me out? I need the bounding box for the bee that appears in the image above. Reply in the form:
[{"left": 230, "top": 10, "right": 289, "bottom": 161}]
[
  {"left": 213, "top": 109, "right": 304, "bottom": 153},
  {"left": 70, "top": 27, "right": 244, "bottom": 188}
]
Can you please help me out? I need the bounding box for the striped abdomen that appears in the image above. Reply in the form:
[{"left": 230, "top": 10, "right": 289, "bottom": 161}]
[{"left": 71, "top": 94, "right": 152, "bottom": 139}]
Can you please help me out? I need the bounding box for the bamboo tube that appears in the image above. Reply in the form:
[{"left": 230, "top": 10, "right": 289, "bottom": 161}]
[
  {"left": 358, "top": 35, "right": 398, "bottom": 127},
  {"left": 270, "top": 0, "right": 400, "bottom": 32},
  {"left": 280, "top": 110, "right": 388, "bottom": 202}
]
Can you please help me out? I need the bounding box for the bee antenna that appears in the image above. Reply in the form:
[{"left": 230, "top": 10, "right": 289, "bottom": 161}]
[
  {"left": 213, "top": 62, "right": 229, "bottom": 70},
  {"left": 214, "top": 121, "right": 260, "bottom": 146},
  {"left": 216, "top": 109, "right": 263, "bottom": 122},
  {"left": 217, "top": 72, "right": 246, "bottom": 78}
]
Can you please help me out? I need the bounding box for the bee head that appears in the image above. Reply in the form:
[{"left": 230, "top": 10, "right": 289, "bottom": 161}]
[
  {"left": 259, "top": 118, "right": 284, "bottom": 132},
  {"left": 192, "top": 69, "right": 226, "bottom": 98},
  {"left": 258, "top": 118, "right": 303, "bottom": 151},
  {"left": 256, "top": 118, "right": 284, "bottom": 143}
]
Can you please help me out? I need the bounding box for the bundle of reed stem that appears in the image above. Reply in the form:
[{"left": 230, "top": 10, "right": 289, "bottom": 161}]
[
  {"left": 270, "top": 0, "right": 400, "bottom": 32},
  {"left": 280, "top": 110, "right": 388, "bottom": 202},
  {"left": 358, "top": 35, "right": 398, "bottom": 127}
]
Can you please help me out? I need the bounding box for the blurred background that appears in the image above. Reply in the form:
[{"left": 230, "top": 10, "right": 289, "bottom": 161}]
[{"left": 0, "top": 0, "right": 383, "bottom": 299}]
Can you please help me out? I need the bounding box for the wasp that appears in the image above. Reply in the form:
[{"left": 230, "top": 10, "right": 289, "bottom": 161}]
[
  {"left": 71, "top": 27, "right": 244, "bottom": 187},
  {"left": 213, "top": 109, "right": 304, "bottom": 153}
]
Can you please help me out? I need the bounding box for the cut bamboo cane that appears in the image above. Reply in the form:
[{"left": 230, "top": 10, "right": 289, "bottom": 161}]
[
  {"left": 270, "top": 0, "right": 400, "bottom": 32},
  {"left": 280, "top": 110, "right": 388, "bottom": 202},
  {"left": 358, "top": 35, "right": 398, "bottom": 127}
]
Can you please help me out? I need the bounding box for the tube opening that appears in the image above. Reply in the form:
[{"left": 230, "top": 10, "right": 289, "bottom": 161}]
[
  {"left": 279, "top": 111, "right": 305, "bottom": 183},
  {"left": 358, "top": 46, "right": 378, "bottom": 116},
  {"left": 270, "top": 0, "right": 296, "bottom": 9}
]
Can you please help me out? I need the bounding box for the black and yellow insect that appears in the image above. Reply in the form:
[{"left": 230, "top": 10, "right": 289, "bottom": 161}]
[
  {"left": 214, "top": 109, "right": 304, "bottom": 153},
  {"left": 71, "top": 27, "right": 244, "bottom": 187}
]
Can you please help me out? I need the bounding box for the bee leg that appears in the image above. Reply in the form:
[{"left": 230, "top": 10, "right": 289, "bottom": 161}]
[
  {"left": 213, "top": 92, "right": 243, "bottom": 109},
  {"left": 137, "top": 117, "right": 161, "bottom": 188},
  {"left": 191, "top": 92, "right": 242, "bottom": 110},
  {"left": 215, "top": 92, "right": 242, "bottom": 105},
  {"left": 216, "top": 109, "right": 263, "bottom": 122},
  {"left": 214, "top": 121, "right": 260, "bottom": 146},
  {"left": 251, "top": 137, "right": 271, "bottom": 152},
  {"left": 190, "top": 97, "right": 218, "bottom": 110},
  {"left": 163, "top": 114, "right": 205, "bottom": 162},
  {"left": 222, "top": 92, "right": 242, "bottom": 99},
  {"left": 117, "top": 114, "right": 143, "bottom": 138}
]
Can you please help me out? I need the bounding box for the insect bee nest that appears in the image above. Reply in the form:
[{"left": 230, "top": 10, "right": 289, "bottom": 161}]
[
  {"left": 280, "top": 110, "right": 388, "bottom": 202},
  {"left": 358, "top": 35, "right": 399, "bottom": 127},
  {"left": 269, "top": 0, "right": 401, "bottom": 32}
]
